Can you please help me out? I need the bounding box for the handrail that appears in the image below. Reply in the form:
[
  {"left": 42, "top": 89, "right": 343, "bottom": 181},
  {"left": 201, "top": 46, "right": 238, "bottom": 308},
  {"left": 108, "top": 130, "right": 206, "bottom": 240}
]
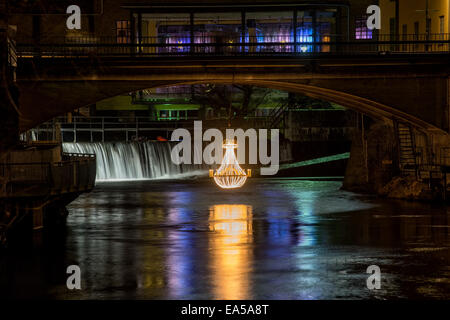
[
  {"left": 15, "top": 33, "right": 450, "bottom": 57},
  {"left": 0, "top": 153, "right": 96, "bottom": 199},
  {"left": 35, "top": 115, "right": 279, "bottom": 126},
  {"left": 62, "top": 152, "right": 96, "bottom": 158},
  {"left": 16, "top": 33, "right": 450, "bottom": 43},
  {"left": 0, "top": 156, "right": 96, "bottom": 167}
]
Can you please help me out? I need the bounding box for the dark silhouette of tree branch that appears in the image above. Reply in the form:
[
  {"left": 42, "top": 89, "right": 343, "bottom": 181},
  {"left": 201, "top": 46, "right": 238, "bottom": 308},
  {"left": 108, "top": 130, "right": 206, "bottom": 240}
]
[{"left": 190, "top": 84, "right": 272, "bottom": 120}]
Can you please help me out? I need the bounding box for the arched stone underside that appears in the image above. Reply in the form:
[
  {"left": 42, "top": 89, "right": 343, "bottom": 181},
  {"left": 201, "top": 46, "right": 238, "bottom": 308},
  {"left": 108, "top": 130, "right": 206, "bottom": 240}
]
[
  {"left": 17, "top": 78, "right": 447, "bottom": 135},
  {"left": 186, "top": 79, "right": 443, "bottom": 132}
]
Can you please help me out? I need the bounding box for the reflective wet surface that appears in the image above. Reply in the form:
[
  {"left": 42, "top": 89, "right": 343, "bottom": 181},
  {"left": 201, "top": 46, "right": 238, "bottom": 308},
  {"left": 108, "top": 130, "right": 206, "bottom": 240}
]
[{"left": 1, "top": 178, "right": 450, "bottom": 299}]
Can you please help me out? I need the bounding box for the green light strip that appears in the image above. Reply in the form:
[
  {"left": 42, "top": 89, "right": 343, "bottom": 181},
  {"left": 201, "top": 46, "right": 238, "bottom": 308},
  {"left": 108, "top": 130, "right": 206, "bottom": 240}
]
[{"left": 279, "top": 152, "right": 350, "bottom": 170}]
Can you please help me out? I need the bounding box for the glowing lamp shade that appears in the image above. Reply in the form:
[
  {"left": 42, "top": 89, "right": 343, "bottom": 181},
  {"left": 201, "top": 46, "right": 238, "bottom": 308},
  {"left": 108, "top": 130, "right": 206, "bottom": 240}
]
[{"left": 210, "top": 139, "right": 251, "bottom": 189}]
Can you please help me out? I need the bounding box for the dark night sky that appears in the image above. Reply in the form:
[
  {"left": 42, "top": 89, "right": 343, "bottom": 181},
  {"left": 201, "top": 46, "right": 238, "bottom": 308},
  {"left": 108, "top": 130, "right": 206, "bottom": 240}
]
[
  {"left": 9, "top": 0, "right": 98, "bottom": 14},
  {"left": 10, "top": 0, "right": 353, "bottom": 13}
]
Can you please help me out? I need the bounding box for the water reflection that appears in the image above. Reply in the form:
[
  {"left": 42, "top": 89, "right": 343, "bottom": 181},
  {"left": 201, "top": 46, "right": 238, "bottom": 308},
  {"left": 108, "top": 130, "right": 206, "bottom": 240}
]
[
  {"left": 1, "top": 180, "right": 449, "bottom": 299},
  {"left": 166, "top": 206, "right": 196, "bottom": 298},
  {"left": 208, "top": 204, "right": 253, "bottom": 300}
]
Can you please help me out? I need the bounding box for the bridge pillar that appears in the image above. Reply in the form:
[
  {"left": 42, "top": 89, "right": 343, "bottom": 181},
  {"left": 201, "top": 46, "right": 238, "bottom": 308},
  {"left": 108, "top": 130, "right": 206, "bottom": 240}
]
[{"left": 343, "top": 118, "right": 396, "bottom": 193}]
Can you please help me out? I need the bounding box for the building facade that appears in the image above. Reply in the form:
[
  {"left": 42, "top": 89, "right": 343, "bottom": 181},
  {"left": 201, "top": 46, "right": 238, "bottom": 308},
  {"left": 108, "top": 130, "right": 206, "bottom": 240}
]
[
  {"left": 380, "top": 0, "right": 449, "bottom": 50},
  {"left": 10, "top": 0, "right": 377, "bottom": 45},
  {"left": 8, "top": 1, "right": 378, "bottom": 118}
]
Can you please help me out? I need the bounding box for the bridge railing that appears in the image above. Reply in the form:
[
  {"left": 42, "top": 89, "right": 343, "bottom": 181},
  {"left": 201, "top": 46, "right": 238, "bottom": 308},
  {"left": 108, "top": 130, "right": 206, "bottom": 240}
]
[
  {"left": 27, "top": 116, "right": 198, "bottom": 142},
  {"left": 16, "top": 33, "right": 450, "bottom": 57},
  {"left": 376, "top": 33, "right": 450, "bottom": 53},
  {"left": 0, "top": 153, "right": 96, "bottom": 198},
  {"left": 27, "top": 115, "right": 278, "bottom": 142}
]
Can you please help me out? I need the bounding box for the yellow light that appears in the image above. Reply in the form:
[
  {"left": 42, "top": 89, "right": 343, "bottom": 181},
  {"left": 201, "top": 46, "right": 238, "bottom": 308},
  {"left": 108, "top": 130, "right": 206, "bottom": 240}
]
[
  {"left": 211, "top": 139, "right": 250, "bottom": 189},
  {"left": 209, "top": 204, "right": 253, "bottom": 299}
]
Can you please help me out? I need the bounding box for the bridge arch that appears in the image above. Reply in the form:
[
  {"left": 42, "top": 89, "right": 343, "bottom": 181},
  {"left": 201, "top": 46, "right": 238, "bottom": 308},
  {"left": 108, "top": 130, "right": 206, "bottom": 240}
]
[
  {"left": 175, "top": 80, "right": 443, "bottom": 132},
  {"left": 17, "top": 78, "right": 445, "bottom": 134}
]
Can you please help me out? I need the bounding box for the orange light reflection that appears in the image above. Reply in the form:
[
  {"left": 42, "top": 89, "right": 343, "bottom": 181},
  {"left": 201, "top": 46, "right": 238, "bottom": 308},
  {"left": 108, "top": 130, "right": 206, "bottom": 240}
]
[{"left": 208, "top": 204, "right": 253, "bottom": 300}]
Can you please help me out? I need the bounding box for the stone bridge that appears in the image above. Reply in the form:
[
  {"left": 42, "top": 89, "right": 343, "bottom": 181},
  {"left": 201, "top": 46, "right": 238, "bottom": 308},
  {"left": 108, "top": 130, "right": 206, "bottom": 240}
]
[
  {"left": 9, "top": 51, "right": 450, "bottom": 194},
  {"left": 16, "top": 54, "right": 450, "bottom": 134}
]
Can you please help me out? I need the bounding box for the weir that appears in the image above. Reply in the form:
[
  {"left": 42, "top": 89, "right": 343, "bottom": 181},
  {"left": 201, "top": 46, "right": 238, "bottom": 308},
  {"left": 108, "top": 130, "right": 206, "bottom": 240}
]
[{"left": 62, "top": 141, "right": 206, "bottom": 181}]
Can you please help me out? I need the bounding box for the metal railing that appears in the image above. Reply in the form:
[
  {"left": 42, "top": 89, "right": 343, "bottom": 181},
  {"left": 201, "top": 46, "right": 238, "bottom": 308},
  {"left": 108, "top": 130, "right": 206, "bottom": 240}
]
[
  {"left": 33, "top": 116, "right": 196, "bottom": 142},
  {"left": 27, "top": 115, "right": 281, "bottom": 142},
  {"left": 16, "top": 33, "right": 450, "bottom": 58},
  {"left": 0, "top": 153, "right": 96, "bottom": 198},
  {"left": 268, "top": 102, "right": 289, "bottom": 129}
]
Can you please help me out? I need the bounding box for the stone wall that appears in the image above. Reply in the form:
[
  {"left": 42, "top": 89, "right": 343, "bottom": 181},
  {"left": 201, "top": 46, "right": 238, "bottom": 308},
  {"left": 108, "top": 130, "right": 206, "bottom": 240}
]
[
  {"left": 343, "top": 119, "right": 396, "bottom": 193},
  {"left": 285, "top": 110, "right": 356, "bottom": 142}
]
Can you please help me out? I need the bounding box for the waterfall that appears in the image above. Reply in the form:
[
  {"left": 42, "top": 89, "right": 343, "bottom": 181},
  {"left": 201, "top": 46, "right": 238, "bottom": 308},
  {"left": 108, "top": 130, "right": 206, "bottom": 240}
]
[{"left": 63, "top": 141, "right": 206, "bottom": 181}]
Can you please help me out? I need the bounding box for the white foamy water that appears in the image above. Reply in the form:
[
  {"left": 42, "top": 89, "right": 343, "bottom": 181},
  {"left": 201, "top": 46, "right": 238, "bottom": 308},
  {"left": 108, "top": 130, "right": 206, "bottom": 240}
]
[{"left": 63, "top": 141, "right": 207, "bottom": 181}]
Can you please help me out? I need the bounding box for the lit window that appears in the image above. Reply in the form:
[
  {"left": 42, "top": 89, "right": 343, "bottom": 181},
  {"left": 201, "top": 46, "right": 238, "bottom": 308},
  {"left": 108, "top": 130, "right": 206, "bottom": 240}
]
[
  {"left": 355, "top": 17, "right": 372, "bottom": 40},
  {"left": 116, "top": 20, "right": 130, "bottom": 44},
  {"left": 160, "top": 110, "right": 168, "bottom": 118},
  {"left": 170, "top": 110, "right": 178, "bottom": 120}
]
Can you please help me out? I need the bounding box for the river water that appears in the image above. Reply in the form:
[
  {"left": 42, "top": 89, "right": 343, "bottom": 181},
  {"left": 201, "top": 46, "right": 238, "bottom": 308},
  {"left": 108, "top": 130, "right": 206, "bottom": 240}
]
[{"left": 1, "top": 178, "right": 449, "bottom": 299}]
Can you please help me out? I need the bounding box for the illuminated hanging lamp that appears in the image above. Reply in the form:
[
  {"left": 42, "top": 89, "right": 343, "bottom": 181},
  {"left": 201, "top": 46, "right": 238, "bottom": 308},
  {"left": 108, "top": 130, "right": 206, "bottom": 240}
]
[{"left": 210, "top": 139, "right": 251, "bottom": 189}]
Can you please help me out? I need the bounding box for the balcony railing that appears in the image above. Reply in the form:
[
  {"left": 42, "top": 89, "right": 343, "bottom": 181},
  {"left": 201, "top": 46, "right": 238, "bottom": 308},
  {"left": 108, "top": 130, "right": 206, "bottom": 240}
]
[{"left": 16, "top": 33, "right": 450, "bottom": 58}]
